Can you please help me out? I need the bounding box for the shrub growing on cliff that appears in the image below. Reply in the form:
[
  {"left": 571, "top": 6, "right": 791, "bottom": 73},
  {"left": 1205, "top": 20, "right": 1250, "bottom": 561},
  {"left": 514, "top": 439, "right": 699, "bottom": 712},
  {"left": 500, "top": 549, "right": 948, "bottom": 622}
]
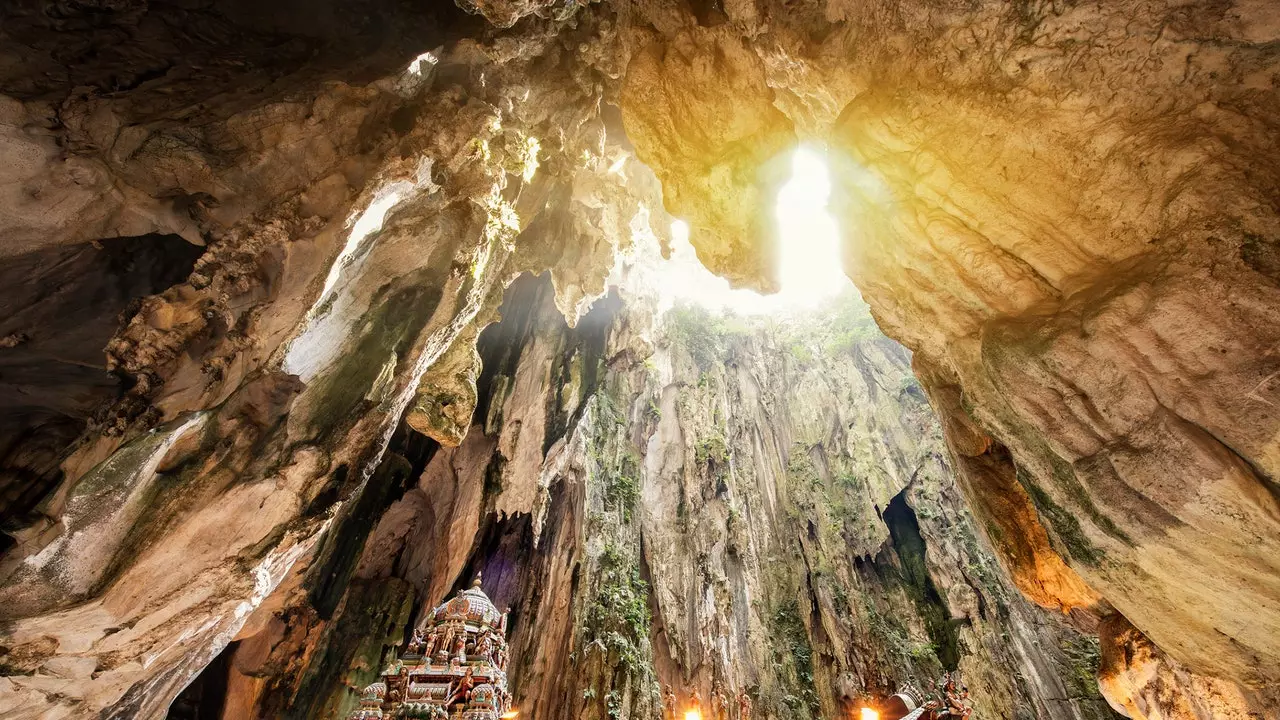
[
  {"left": 663, "top": 304, "right": 749, "bottom": 372},
  {"left": 767, "top": 600, "right": 820, "bottom": 716},
  {"left": 583, "top": 543, "right": 652, "bottom": 673},
  {"left": 822, "top": 294, "right": 881, "bottom": 355},
  {"left": 695, "top": 432, "right": 730, "bottom": 469},
  {"left": 787, "top": 444, "right": 821, "bottom": 490},
  {"left": 602, "top": 451, "right": 642, "bottom": 522}
]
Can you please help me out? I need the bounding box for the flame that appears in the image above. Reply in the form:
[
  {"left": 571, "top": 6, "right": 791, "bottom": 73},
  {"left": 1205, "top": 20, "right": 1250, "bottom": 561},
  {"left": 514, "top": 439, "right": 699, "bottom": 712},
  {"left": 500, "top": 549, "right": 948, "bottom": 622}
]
[
  {"left": 860, "top": 709, "right": 880, "bottom": 720},
  {"left": 684, "top": 710, "right": 703, "bottom": 720},
  {"left": 500, "top": 712, "right": 519, "bottom": 719}
]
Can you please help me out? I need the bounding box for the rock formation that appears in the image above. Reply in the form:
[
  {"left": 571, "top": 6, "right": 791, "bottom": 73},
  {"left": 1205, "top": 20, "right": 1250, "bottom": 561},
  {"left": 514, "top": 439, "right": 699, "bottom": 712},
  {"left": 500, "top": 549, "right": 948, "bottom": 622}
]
[
  {"left": 0, "top": 1, "right": 1276, "bottom": 719},
  {"left": 213, "top": 271, "right": 1120, "bottom": 720}
]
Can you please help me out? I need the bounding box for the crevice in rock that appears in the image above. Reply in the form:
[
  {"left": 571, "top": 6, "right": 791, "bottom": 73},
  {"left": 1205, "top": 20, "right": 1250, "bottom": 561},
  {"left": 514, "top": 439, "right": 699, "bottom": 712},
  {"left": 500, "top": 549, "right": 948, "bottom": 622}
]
[
  {"left": 167, "top": 641, "right": 236, "bottom": 720},
  {"left": 881, "top": 489, "right": 961, "bottom": 671}
]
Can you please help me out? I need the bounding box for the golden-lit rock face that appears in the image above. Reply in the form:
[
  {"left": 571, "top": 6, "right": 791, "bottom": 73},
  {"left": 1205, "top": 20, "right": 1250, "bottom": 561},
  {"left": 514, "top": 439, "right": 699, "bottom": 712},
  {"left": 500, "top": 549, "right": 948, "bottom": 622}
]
[
  {"left": 1097, "top": 613, "right": 1279, "bottom": 719},
  {"left": 2, "top": 0, "right": 1278, "bottom": 717},
  {"left": 616, "top": 0, "right": 1280, "bottom": 700},
  {"left": 622, "top": 27, "right": 796, "bottom": 291},
  {"left": 922, "top": 379, "right": 1100, "bottom": 615},
  {"left": 823, "top": 4, "right": 1280, "bottom": 691}
]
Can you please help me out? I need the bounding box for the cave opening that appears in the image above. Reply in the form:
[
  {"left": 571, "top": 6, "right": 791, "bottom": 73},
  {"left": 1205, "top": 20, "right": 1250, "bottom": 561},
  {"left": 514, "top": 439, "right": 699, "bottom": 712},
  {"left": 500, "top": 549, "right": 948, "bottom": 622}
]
[
  {"left": 882, "top": 490, "right": 962, "bottom": 672},
  {"left": 658, "top": 145, "right": 851, "bottom": 316},
  {"left": 8, "top": 2, "right": 1274, "bottom": 718}
]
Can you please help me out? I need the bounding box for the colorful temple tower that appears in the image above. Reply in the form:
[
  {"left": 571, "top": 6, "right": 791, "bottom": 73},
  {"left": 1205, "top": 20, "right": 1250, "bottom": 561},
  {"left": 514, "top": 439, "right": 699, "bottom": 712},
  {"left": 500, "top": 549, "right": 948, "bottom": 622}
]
[{"left": 348, "top": 574, "right": 512, "bottom": 719}]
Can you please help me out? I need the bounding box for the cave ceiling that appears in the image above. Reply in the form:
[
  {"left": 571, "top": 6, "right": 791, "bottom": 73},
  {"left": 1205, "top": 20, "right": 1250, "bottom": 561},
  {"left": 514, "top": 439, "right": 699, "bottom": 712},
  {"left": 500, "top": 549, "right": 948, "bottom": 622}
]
[{"left": 0, "top": 0, "right": 1278, "bottom": 718}]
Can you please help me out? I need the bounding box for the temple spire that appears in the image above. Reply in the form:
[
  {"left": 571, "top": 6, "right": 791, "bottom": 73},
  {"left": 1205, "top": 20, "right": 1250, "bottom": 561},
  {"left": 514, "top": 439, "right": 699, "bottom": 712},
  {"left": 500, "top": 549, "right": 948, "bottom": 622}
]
[{"left": 346, "top": 574, "right": 510, "bottom": 719}]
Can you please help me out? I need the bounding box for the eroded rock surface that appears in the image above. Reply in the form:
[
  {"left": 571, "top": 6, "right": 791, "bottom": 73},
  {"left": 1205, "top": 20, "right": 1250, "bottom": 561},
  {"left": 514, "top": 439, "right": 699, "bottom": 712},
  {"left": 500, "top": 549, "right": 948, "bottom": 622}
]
[
  {"left": 0, "top": 4, "right": 643, "bottom": 717},
  {"left": 238, "top": 273, "right": 1119, "bottom": 720},
  {"left": 1098, "top": 614, "right": 1279, "bottom": 720},
  {"left": 611, "top": 0, "right": 1280, "bottom": 710},
  {"left": 0, "top": 0, "right": 1276, "bottom": 718}
]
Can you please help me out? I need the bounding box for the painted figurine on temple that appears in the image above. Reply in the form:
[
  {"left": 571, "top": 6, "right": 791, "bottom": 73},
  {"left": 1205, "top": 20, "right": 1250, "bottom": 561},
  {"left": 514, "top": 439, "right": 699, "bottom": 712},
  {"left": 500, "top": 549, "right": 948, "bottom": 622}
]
[
  {"left": 435, "top": 626, "right": 455, "bottom": 661},
  {"left": 737, "top": 691, "right": 752, "bottom": 720},
  {"left": 447, "top": 666, "right": 475, "bottom": 706},
  {"left": 342, "top": 576, "right": 511, "bottom": 720},
  {"left": 386, "top": 666, "right": 409, "bottom": 703}
]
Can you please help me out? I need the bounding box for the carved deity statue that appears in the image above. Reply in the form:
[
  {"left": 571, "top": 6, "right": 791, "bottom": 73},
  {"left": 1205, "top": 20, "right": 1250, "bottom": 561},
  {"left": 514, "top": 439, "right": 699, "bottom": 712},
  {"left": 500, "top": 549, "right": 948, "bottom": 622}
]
[
  {"left": 737, "top": 691, "right": 752, "bottom": 720},
  {"left": 447, "top": 667, "right": 475, "bottom": 706},
  {"left": 663, "top": 684, "right": 678, "bottom": 720},
  {"left": 435, "top": 626, "right": 455, "bottom": 661},
  {"left": 408, "top": 628, "right": 425, "bottom": 654},
  {"left": 711, "top": 682, "right": 727, "bottom": 720}
]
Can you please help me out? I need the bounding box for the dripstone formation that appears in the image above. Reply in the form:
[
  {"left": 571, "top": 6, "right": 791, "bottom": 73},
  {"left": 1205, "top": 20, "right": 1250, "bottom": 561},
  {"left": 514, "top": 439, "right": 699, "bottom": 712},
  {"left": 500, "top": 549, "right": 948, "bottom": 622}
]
[{"left": 0, "top": 2, "right": 1277, "bottom": 719}]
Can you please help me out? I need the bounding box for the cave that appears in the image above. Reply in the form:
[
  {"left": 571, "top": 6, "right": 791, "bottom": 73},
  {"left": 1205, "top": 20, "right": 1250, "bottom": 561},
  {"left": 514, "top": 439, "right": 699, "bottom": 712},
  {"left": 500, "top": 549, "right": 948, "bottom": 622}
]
[{"left": 1, "top": 2, "right": 1278, "bottom": 720}]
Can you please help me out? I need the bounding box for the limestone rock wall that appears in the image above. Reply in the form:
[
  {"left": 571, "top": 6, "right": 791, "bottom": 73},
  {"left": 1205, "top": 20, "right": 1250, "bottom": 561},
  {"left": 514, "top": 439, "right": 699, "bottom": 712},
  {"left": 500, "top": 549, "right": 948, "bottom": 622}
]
[
  {"left": 611, "top": 0, "right": 1280, "bottom": 714},
  {"left": 629, "top": 300, "right": 1118, "bottom": 720},
  {"left": 1, "top": 1, "right": 1277, "bottom": 718},
  {"left": 278, "top": 272, "right": 1119, "bottom": 720},
  {"left": 0, "top": 6, "right": 643, "bottom": 717}
]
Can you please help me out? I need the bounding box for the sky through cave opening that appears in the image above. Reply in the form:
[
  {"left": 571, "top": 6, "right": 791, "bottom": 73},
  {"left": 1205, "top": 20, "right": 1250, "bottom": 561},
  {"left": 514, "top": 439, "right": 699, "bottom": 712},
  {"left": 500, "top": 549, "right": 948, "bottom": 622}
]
[{"left": 658, "top": 146, "right": 854, "bottom": 316}]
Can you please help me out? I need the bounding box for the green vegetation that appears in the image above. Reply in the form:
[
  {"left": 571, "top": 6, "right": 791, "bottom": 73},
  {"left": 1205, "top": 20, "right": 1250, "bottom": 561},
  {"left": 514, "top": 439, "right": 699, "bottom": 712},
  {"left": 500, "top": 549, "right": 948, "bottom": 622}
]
[
  {"left": 695, "top": 432, "right": 729, "bottom": 468},
  {"left": 604, "top": 470, "right": 640, "bottom": 522},
  {"left": 768, "top": 600, "right": 820, "bottom": 716},
  {"left": 834, "top": 472, "right": 860, "bottom": 490},
  {"left": 909, "top": 641, "right": 939, "bottom": 661},
  {"left": 587, "top": 377, "right": 644, "bottom": 523},
  {"left": 787, "top": 444, "right": 821, "bottom": 490},
  {"left": 788, "top": 341, "right": 814, "bottom": 364},
  {"left": 863, "top": 595, "right": 912, "bottom": 665},
  {"left": 594, "top": 384, "right": 628, "bottom": 428},
  {"left": 821, "top": 294, "right": 882, "bottom": 355},
  {"left": 646, "top": 395, "right": 662, "bottom": 422},
  {"left": 663, "top": 304, "right": 750, "bottom": 372},
  {"left": 831, "top": 582, "right": 852, "bottom": 616},
  {"left": 583, "top": 543, "right": 653, "bottom": 673},
  {"left": 1058, "top": 635, "right": 1105, "bottom": 700}
]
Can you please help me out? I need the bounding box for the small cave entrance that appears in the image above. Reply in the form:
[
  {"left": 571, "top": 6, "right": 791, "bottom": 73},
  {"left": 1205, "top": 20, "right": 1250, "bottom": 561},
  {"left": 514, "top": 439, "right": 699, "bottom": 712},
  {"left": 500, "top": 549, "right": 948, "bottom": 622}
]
[
  {"left": 882, "top": 490, "right": 961, "bottom": 671},
  {"left": 450, "top": 510, "right": 535, "bottom": 624},
  {"left": 167, "top": 641, "right": 237, "bottom": 720},
  {"left": 472, "top": 271, "right": 622, "bottom": 457}
]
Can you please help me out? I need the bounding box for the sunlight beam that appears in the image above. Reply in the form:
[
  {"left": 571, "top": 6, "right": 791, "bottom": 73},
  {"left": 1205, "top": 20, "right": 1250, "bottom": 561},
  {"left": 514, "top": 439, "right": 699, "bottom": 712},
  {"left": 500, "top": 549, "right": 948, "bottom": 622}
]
[
  {"left": 647, "top": 146, "right": 850, "bottom": 316},
  {"left": 774, "top": 147, "right": 846, "bottom": 306}
]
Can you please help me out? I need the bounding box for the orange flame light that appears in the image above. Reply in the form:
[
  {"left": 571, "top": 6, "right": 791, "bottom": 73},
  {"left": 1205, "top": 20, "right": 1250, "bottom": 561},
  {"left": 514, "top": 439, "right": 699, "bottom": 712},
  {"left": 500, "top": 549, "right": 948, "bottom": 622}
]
[
  {"left": 500, "top": 712, "right": 519, "bottom": 719},
  {"left": 684, "top": 710, "right": 703, "bottom": 720},
  {"left": 860, "top": 709, "right": 880, "bottom": 720}
]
